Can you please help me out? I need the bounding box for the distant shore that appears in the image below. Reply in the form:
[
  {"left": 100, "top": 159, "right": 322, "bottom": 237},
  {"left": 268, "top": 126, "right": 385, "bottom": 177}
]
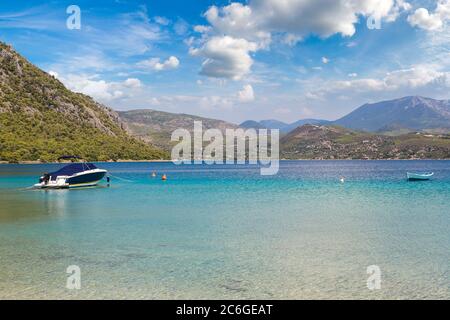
[
  {"left": 0, "top": 159, "right": 173, "bottom": 164},
  {"left": 1, "top": 158, "right": 449, "bottom": 165}
]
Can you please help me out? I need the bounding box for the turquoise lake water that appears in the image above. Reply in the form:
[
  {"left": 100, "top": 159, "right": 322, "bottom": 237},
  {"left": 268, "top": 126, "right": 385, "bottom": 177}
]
[{"left": 0, "top": 160, "right": 449, "bottom": 299}]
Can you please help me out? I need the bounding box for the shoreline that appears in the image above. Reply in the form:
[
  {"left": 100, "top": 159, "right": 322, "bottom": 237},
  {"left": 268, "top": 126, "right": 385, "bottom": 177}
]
[
  {"left": 0, "top": 159, "right": 173, "bottom": 165},
  {"left": 1, "top": 158, "right": 449, "bottom": 165}
]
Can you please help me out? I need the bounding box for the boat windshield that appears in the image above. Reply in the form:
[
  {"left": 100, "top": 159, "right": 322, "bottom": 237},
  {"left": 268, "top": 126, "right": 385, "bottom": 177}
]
[{"left": 49, "top": 163, "right": 97, "bottom": 179}]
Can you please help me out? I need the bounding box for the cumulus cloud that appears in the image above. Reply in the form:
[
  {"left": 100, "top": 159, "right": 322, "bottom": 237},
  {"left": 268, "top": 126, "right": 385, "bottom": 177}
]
[
  {"left": 191, "top": 0, "right": 409, "bottom": 80},
  {"left": 137, "top": 56, "right": 180, "bottom": 71},
  {"left": 238, "top": 84, "right": 255, "bottom": 102},
  {"left": 322, "top": 57, "right": 330, "bottom": 64},
  {"left": 205, "top": 0, "right": 408, "bottom": 40},
  {"left": 55, "top": 74, "right": 146, "bottom": 103},
  {"left": 61, "top": 75, "right": 124, "bottom": 101},
  {"left": 251, "top": 0, "right": 405, "bottom": 37},
  {"left": 408, "top": 0, "right": 450, "bottom": 31},
  {"left": 189, "top": 36, "right": 257, "bottom": 80},
  {"left": 384, "top": 66, "right": 446, "bottom": 89},
  {"left": 123, "top": 78, "right": 142, "bottom": 88},
  {"left": 204, "top": 3, "right": 271, "bottom": 48}
]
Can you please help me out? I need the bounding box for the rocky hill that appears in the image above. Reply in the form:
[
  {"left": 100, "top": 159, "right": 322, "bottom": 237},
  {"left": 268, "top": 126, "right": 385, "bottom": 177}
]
[
  {"left": 0, "top": 42, "right": 167, "bottom": 162},
  {"left": 119, "top": 109, "right": 238, "bottom": 151}
]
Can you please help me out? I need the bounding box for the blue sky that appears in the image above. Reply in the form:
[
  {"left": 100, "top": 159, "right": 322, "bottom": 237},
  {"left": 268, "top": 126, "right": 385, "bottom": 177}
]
[{"left": 1, "top": 0, "right": 449, "bottom": 123}]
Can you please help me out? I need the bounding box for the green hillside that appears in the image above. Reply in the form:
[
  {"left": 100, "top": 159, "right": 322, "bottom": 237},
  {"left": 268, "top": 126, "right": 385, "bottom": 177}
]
[{"left": 0, "top": 42, "right": 168, "bottom": 162}]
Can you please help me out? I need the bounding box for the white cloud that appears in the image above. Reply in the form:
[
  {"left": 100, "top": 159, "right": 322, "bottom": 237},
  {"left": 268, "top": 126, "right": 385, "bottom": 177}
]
[
  {"left": 137, "top": 56, "right": 180, "bottom": 71},
  {"left": 205, "top": 0, "right": 408, "bottom": 40},
  {"left": 48, "top": 70, "right": 59, "bottom": 78},
  {"left": 408, "top": 8, "right": 443, "bottom": 30},
  {"left": 238, "top": 84, "right": 255, "bottom": 102},
  {"left": 348, "top": 73, "right": 358, "bottom": 77},
  {"left": 408, "top": 1, "right": 450, "bottom": 31},
  {"left": 190, "top": 36, "right": 258, "bottom": 80},
  {"left": 194, "top": 25, "right": 211, "bottom": 33},
  {"left": 61, "top": 74, "right": 124, "bottom": 101},
  {"left": 384, "top": 66, "right": 446, "bottom": 89},
  {"left": 322, "top": 57, "right": 330, "bottom": 64},
  {"left": 123, "top": 78, "right": 142, "bottom": 88},
  {"left": 56, "top": 74, "right": 147, "bottom": 103},
  {"left": 204, "top": 3, "right": 271, "bottom": 49},
  {"left": 192, "top": 0, "right": 409, "bottom": 80},
  {"left": 306, "top": 65, "right": 450, "bottom": 99}
]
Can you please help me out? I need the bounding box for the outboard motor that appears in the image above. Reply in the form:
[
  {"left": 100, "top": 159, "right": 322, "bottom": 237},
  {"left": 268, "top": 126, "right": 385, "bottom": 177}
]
[{"left": 39, "top": 173, "right": 50, "bottom": 184}]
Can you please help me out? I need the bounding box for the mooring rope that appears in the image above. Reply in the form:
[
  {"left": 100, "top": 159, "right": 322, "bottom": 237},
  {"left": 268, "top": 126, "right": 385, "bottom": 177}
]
[{"left": 107, "top": 173, "right": 135, "bottom": 183}]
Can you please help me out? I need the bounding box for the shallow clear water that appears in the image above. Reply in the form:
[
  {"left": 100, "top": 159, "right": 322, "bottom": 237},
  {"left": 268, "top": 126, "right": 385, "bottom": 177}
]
[{"left": 0, "top": 160, "right": 449, "bottom": 299}]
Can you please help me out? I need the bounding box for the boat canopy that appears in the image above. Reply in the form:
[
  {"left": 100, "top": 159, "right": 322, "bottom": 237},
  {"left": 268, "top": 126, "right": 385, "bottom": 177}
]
[{"left": 49, "top": 163, "right": 97, "bottom": 179}]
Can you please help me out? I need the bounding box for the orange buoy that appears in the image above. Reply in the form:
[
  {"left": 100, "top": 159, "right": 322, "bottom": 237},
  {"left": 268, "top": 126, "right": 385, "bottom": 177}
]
[{"left": 162, "top": 174, "right": 167, "bottom": 181}]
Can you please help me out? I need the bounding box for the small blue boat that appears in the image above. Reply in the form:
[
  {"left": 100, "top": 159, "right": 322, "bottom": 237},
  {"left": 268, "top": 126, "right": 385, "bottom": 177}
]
[{"left": 407, "top": 172, "right": 434, "bottom": 181}]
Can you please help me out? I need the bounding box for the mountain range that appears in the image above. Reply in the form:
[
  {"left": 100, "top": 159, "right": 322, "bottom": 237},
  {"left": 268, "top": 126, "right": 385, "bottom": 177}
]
[
  {"left": 118, "top": 109, "right": 238, "bottom": 151},
  {"left": 240, "top": 119, "right": 331, "bottom": 133},
  {"left": 334, "top": 96, "right": 450, "bottom": 133},
  {"left": 242, "top": 96, "right": 450, "bottom": 135},
  {"left": 0, "top": 41, "right": 449, "bottom": 162}
]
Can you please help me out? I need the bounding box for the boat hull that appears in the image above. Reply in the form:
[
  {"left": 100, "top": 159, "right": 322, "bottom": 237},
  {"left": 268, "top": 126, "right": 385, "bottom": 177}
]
[
  {"left": 407, "top": 172, "right": 434, "bottom": 181},
  {"left": 66, "top": 171, "right": 106, "bottom": 187},
  {"left": 34, "top": 169, "right": 107, "bottom": 189}
]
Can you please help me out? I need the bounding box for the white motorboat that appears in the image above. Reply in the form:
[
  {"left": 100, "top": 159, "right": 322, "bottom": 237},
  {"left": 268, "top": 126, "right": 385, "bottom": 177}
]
[{"left": 34, "top": 156, "right": 107, "bottom": 189}]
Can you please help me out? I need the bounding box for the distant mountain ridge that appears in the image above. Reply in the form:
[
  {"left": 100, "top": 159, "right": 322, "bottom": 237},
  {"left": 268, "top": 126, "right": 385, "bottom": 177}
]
[
  {"left": 118, "top": 109, "right": 238, "bottom": 151},
  {"left": 119, "top": 96, "right": 450, "bottom": 158},
  {"left": 334, "top": 96, "right": 450, "bottom": 133},
  {"left": 240, "top": 118, "right": 330, "bottom": 133}
]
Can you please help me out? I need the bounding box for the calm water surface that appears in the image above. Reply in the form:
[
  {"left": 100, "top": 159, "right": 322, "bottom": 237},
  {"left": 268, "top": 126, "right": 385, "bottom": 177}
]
[{"left": 0, "top": 161, "right": 449, "bottom": 299}]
